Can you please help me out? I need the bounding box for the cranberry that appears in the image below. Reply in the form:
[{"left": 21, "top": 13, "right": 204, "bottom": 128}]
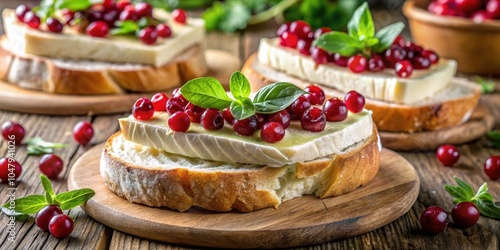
[
  {"left": 420, "top": 206, "right": 449, "bottom": 234},
  {"left": 311, "top": 47, "right": 329, "bottom": 65},
  {"left": 166, "top": 97, "right": 186, "bottom": 115},
  {"left": 455, "top": 0, "right": 482, "bottom": 15},
  {"left": 49, "top": 214, "right": 74, "bottom": 239},
  {"left": 156, "top": 24, "right": 172, "bottom": 38},
  {"left": 24, "top": 11, "right": 41, "bottom": 29},
  {"left": 333, "top": 53, "right": 349, "bottom": 67},
  {"left": 73, "top": 121, "right": 94, "bottom": 146},
  {"left": 304, "top": 85, "right": 326, "bottom": 105},
  {"left": 261, "top": 122, "right": 285, "bottom": 143},
  {"left": 15, "top": 4, "right": 30, "bottom": 22},
  {"left": 297, "top": 39, "right": 312, "bottom": 55},
  {"left": 487, "top": 0, "right": 500, "bottom": 18},
  {"left": 314, "top": 27, "right": 332, "bottom": 39},
  {"left": 132, "top": 97, "right": 154, "bottom": 120},
  {"left": 87, "top": 9, "right": 104, "bottom": 23},
  {"left": 301, "top": 107, "right": 326, "bottom": 132},
  {"left": 39, "top": 154, "right": 64, "bottom": 179},
  {"left": 267, "top": 110, "right": 291, "bottom": 129},
  {"left": 431, "top": 1, "right": 458, "bottom": 16},
  {"left": 35, "top": 205, "right": 63, "bottom": 232},
  {"left": 421, "top": 50, "right": 439, "bottom": 64},
  {"left": 232, "top": 116, "right": 258, "bottom": 136},
  {"left": 172, "top": 9, "right": 187, "bottom": 24},
  {"left": 289, "top": 20, "right": 311, "bottom": 39},
  {"left": 102, "top": 0, "right": 115, "bottom": 10},
  {"left": 116, "top": 0, "right": 131, "bottom": 12},
  {"left": 281, "top": 31, "right": 299, "bottom": 48},
  {"left": 222, "top": 108, "right": 234, "bottom": 124},
  {"left": 451, "top": 202, "right": 480, "bottom": 228},
  {"left": 406, "top": 42, "right": 423, "bottom": 54},
  {"left": 403, "top": 48, "right": 415, "bottom": 61},
  {"left": 102, "top": 9, "right": 119, "bottom": 27},
  {"left": 436, "top": 144, "right": 460, "bottom": 167},
  {"left": 323, "top": 98, "right": 348, "bottom": 122},
  {"left": 392, "top": 35, "right": 406, "bottom": 47},
  {"left": 0, "top": 158, "right": 22, "bottom": 183},
  {"left": 171, "top": 88, "right": 188, "bottom": 106},
  {"left": 368, "top": 55, "right": 385, "bottom": 72},
  {"left": 86, "top": 21, "right": 109, "bottom": 37},
  {"left": 46, "top": 17, "right": 64, "bottom": 33},
  {"left": 276, "top": 22, "right": 290, "bottom": 37},
  {"left": 185, "top": 103, "right": 205, "bottom": 123},
  {"left": 484, "top": 156, "right": 500, "bottom": 180},
  {"left": 471, "top": 10, "right": 493, "bottom": 22},
  {"left": 287, "top": 95, "right": 311, "bottom": 120},
  {"left": 254, "top": 113, "right": 266, "bottom": 129},
  {"left": 384, "top": 45, "right": 405, "bottom": 68},
  {"left": 119, "top": 6, "right": 138, "bottom": 21},
  {"left": 62, "top": 10, "right": 76, "bottom": 25},
  {"left": 344, "top": 90, "right": 365, "bottom": 113},
  {"left": 135, "top": 2, "right": 153, "bottom": 18},
  {"left": 1, "top": 121, "right": 25, "bottom": 145},
  {"left": 413, "top": 56, "right": 431, "bottom": 70},
  {"left": 348, "top": 55, "right": 368, "bottom": 73},
  {"left": 395, "top": 60, "right": 413, "bottom": 78},
  {"left": 151, "top": 93, "right": 168, "bottom": 111},
  {"left": 168, "top": 111, "right": 190, "bottom": 132},
  {"left": 201, "top": 109, "right": 224, "bottom": 130},
  {"left": 138, "top": 27, "right": 158, "bottom": 45}
]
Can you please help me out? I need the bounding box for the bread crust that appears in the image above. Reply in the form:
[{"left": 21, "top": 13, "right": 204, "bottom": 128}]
[
  {"left": 242, "top": 54, "right": 480, "bottom": 132},
  {"left": 0, "top": 37, "right": 207, "bottom": 95},
  {"left": 101, "top": 128, "right": 380, "bottom": 212}
]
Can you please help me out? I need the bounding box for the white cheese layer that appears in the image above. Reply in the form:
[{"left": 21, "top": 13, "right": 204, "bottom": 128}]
[
  {"left": 257, "top": 38, "right": 457, "bottom": 105},
  {"left": 119, "top": 111, "right": 374, "bottom": 166},
  {"left": 2, "top": 9, "right": 205, "bottom": 67}
]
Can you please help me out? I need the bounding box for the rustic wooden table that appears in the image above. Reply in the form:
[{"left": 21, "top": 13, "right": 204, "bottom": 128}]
[{"left": 0, "top": 1, "right": 499, "bottom": 249}]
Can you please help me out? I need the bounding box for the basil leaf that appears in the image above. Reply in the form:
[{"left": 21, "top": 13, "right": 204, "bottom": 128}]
[
  {"left": 36, "top": 0, "right": 56, "bottom": 21},
  {"left": 372, "top": 22, "right": 405, "bottom": 53},
  {"left": 56, "top": 0, "right": 99, "bottom": 11},
  {"left": 444, "top": 185, "right": 470, "bottom": 204},
  {"left": 229, "top": 72, "right": 251, "bottom": 101},
  {"left": 181, "top": 77, "right": 233, "bottom": 110},
  {"left": 454, "top": 177, "right": 475, "bottom": 199},
  {"left": 230, "top": 98, "right": 255, "bottom": 120},
  {"left": 253, "top": 82, "right": 307, "bottom": 114},
  {"left": 313, "top": 31, "right": 363, "bottom": 56},
  {"left": 45, "top": 192, "right": 53, "bottom": 204},
  {"left": 1, "top": 207, "right": 29, "bottom": 221},
  {"left": 365, "top": 37, "right": 379, "bottom": 47},
  {"left": 347, "top": 2, "right": 374, "bottom": 40},
  {"left": 2, "top": 195, "right": 47, "bottom": 214},
  {"left": 486, "top": 130, "right": 500, "bottom": 141},
  {"left": 26, "top": 137, "right": 67, "bottom": 149},
  {"left": 40, "top": 175, "right": 55, "bottom": 197},
  {"left": 111, "top": 21, "right": 139, "bottom": 35},
  {"left": 55, "top": 188, "right": 95, "bottom": 210},
  {"left": 475, "top": 199, "right": 500, "bottom": 219},
  {"left": 473, "top": 76, "right": 495, "bottom": 94}
]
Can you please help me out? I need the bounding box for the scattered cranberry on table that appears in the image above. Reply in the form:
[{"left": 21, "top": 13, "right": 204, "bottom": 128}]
[
  {"left": 451, "top": 202, "right": 480, "bottom": 228},
  {"left": 1, "top": 121, "right": 26, "bottom": 145},
  {"left": 420, "top": 206, "right": 449, "bottom": 234},
  {"left": 39, "top": 154, "right": 64, "bottom": 179},
  {"left": 0, "top": 157, "right": 22, "bottom": 183},
  {"left": 483, "top": 155, "right": 500, "bottom": 180},
  {"left": 36, "top": 205, "right": 63, "bottom": 232},
  {"left": 49, "top": 214, "right": 74, "bottom": 239},
  {"left": 436, "top": 144, "right": 460, "bottom": 167},
  {"left": 73, "top": 121, "right": 94, "bottom": 146}
]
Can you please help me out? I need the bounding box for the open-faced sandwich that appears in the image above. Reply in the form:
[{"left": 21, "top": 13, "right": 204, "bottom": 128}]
[
  {"left": 100, "top": 72, "right": 381, "bottom": 212},
  {"left": 0, "top": 1, "right": 207, "bottom": 95},
  {"left": 242, "top": 3, "right": 480, "bottom": 133}
]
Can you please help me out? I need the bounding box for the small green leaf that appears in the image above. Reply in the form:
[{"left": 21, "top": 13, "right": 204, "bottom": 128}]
[
  {"left": 181, "top": 77, "right": 233, "bottom": 110},
  {"left": 55, "top": 188, "right": 95, "bottom": 210},
  {"left": 347, "top": 2, "right": 374, "bottom": 40},
  {"left": 229, "top": 72, "right": 251, "bottom": 101},
  {"left": 454, "top": 177, "right": 475, "bottom": 199},
  {"left": 486, "top": 130, "right": 500, "bottom": 141},
  {"left": 1, "top": 207, "right": 29, "bottom": 221},
  {"left": 444, "top": 185, "right": 469, "bottom": 204},
  {"left": 474, "top": 76, "right": 496, "bottom": 94},
  {"left": 230, "top": 98, "right": 255, "bottom": 120},
  {"left": 111, "top": 20, "right": 139, "bottom": 35},
  {"left": 2, "top": 195, "right": 47, "bottom": 214},
  {"left": 217, "top": 1, "right": 251, "bottom": 32},
  {"left": 56, "top": 0, "right": 98, "bottom": 11},
  {"left": 475, "top": 199, "right": 500, "bottom": 219},
  {"left": 201, "top": 1, "right": 225, "bottom": 31},
  {"left": 45, "top": 192, "right": 53, "bottom": 204},
  {"left": 253, "top": 82, "right": 307, "bottom": 114},
  {"left": 26, "top": 137, "right": 66, "bottom": 155},
  {"left": 364, "top": 37, "right": 379, "bottom": 47},
  {"left": 313, "top": 31, "right": 363, "bottom": 56},
  {"left": 372, "top": 22, "right": 405, "bottom": 53},
  {"left": 137, "top": 17, "right": 150, "bottom": 29},
  {"left": 40, "top": 175, "right": 55, "bottom": 197}
]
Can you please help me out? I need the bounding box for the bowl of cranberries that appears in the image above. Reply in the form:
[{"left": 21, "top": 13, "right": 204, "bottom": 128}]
[{"left": 403, "top": 0, "right": 500, "bottom": 75}]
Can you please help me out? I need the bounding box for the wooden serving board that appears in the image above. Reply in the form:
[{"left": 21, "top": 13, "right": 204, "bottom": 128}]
[
  {"left": 68, "top": 145, "right": 419, "bottom": 249},
  {"left": 380, "top": 102, "right": 495, "bottom": 151},
  {"left": 0, "top": 50, "right": 240, "bottom": 115}
]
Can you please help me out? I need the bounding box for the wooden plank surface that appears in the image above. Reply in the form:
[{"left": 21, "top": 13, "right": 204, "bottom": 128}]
[{"left": 0, "top": 0, "right": 499, "bottom": 249}]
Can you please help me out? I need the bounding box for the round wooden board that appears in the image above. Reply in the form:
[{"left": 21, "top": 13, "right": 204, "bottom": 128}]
[
  {"left": 380, "top": 102, "right": 495, "bottom": 151},
  {"left": 0, "top": 50, "right": 240, "bottom": 115},
  {"left": 68, "top": 145, "right": 419, "bottom": 249}
]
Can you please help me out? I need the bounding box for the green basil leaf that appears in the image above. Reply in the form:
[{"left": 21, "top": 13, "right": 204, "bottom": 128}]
[
  {"left": 56, "top": 0, "right": 99, "bottom": 11},
  {"left": 137, "top": 17, "right": 150, "bottom": 29},
  {"left": 365, "top": 37, "right": 379, "bottom": 47},
  {"left": 347, "top": 2, "right": 374, "bottom": 40},
  {"left": 372, "top": 22, "right": 405, "bottom": 53},
  {"left": 111, "top": 21, "right": 139, "bottom": 35},
  {"left": 230, "top": 98, "right": 255, "bottom": 120},
  {"left": 27, "top": 145, "right": 53, "bottom": 155},
  {"left": 36, "top": 0, "right": 56, "bottom": 21},
  {"left": 444, "top": 185, "right": 469, "bottom": 204},
  {"left": 1, "top": 207, "right": 29, "bottom": 221},
  {"left": 45, "top": 192, "right": 53, "bottom": 204},
  {"left": 40, "top": 175, "right": 55, "bottom": 197},
  {"left": 54, "top": 188, "right": 95, "bottom": 210},
  {"left": 253, "top": 82, "right": 307, "bottom": 114},
  {"left": 201, "top": 1, "right": 225, "bottom": 31},
  {"left": 181, "top": 77, "right": 233, "bottom": 110},
  {"left": 454, "top": 177, "right": 475, "bottom": 199},
  {"left": 2, "top": 195, "right": 47, "bottom": 214},
  {"left": 229, "top": 72, "right": 251, "bottom": 101},
  {"left": 475, "top": 199, "right": 500, "bottom": 219},
  {"left": 473, "top": 76, "right": 495, "bottom": 94},
  {"left": 486, "top": 130, "right": 500, "bottom": 141},
  {"left": 312, "top": 31, "right": 363, "bottom": 56}
]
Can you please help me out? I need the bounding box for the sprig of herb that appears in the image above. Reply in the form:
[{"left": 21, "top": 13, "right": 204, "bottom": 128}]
[
  {"left": 2, "top": 175, "right": 95, "bottom": 219},
  {"left": 444, "top": 177, "right": 500, "bottom": 219},
  {"left": 35, "top": 0, "right": 103, "bottom": 21},
  {"left": 26, "top": 137, "right": 67, "bottom": 155},
  {"left": 486, "top": 130, "right": 500, "bottom": 148},
  {"left": 180, "top": 72, "right": 306, "bottom": 120},
  {"left": 473, "top": 76, "right": 496, "bottom": 94},
  {"left": 313, "top": 2, "right": 404, "bottom": 57}
]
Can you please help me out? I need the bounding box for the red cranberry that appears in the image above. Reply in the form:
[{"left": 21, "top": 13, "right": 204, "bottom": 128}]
[
  {"left": 368, "top": 55, "right": 385, "bottom": 72},
  {"left": 455, "top": 0, "right": 482, "bottom": 15},
  {"left": 395, "top": 60, "right": 413, "bottom": 78},
  {"left": 138, "top": 27, "right": 158, "bottom": 45},
  {"left": 24, "top": 11, "right": 41, "bottom": 29},
  {"left": 119, "top": 6, "right": 138, "bottom": 21},
  {"left": 166, "top": 97, "right": 186, "bottom": 115},
  {"left": 171, "top": 88, "right": 188, "bottom": 106},
  {"left": 420, "top": 206, "right": 449, "bottom": 234},
  {"left": 261, "top": 122, "right": 285, "bottom": 143},
  {"left": 471, "top": 10, "right": 493, "bottom": 22},
  {"left": 323, "top": 98, "right": 348, "bottom": 122},
  {"left": 403, "top": 47, "right": 415, "bottom": 61},
  {"left": 301, "top": 107, "right": 326, "bottom": 132},
  {"left": 311, "top": 47, "right": 329, "bottom": 65},
  {"left": 276, "top": 22, "right": 290, "bottom": 37},
  {"left": 344, "top": 90, "right": 365, "bottom": 113},
  {"left": 35, "top": 205, "right": 63, "bottom": 232},
  {"left": 392, "top": 35, "right": 406, "bottom": 47},
  {"left": 304, "top": 85, "right": 326, "bottom": 105},
  {"left": 384, "top": 45, "right": 405, "bottom": 68},
  {"left": 254, "top": 113, "right": 266, "bottom": 129},
  {"left": 49, "top": 214, "right": 74, "bottom": 239},
  {"left": 86, "top": 21, "right": 109, "bottom": 37},
  {"left": 116, "top": 0, "right": 131, "bottom": 12},
  {"left": 486, "top": 0, "right": 500, "bottom": 18},
  {"left": 297, "top": 39, "right": 312, "bottom": 55},
  {"left": 132, "top": 97, "right": 155, "bottom": 120},
  {"left": 151, "top": 93, "right": 169, "bottom": 112},
  {"left": 172, "top": 9, "right": 187, "bottom": 24},
  {"left": 281, "top": 31, "right": 299, "bottom": 49},
  {"left": 157, "top": 24, "right": 172, "bottom": 38},
  {"left": 185, "top": 103, "right": 205, "bottom": 123},
  {"left": 287, "top": 95, "right": 311, "bottom": 120},
  {"left": 46, "top": 17, "right": 64, "bottom": 33},
  {"left": 102, "top": 0, "right": 115, "bottom": 10},
  {"left": 431, "top": 1, "right": 458, "bottom": 16},
  {"left": 201, "top": 109, "right": 224, "bottom": 130},
  {"left": 1, "top": 121, "right": 25, "bottom": 145},
  {"left": 222, "top": 108, "right": 234, "bottom": 124},
  {"left": 333, "top": 53, "right": 349, "bottom": 67},
  {"left": 413, "top": 56, "right": 431, "bottom": 70},
  {"left": 405, "top": 42, "right": 423, "bottom": 54},
  {"left": 232, "top": 116, "right": 258, "bottom": 136},
  {"left": 62, "top": 10, "right": 76, "bottom": 25},
  {"left": 314, "top": 27, "right": 332, "bottom": 39},
  {"left": 73, "top": 121, "right": 94, "bottom": 146},
  {"left": 267, "top": 110, "right": 291, "bottom": 129},
  {"left": 15, "top": 4, "right": 30, "bottom": 22},
  {"left": 421, "top": 50, "right": 439, "bottom": 64},
  {"left": 436, "top": 144, "right": 460, "bottom": 167},
  {"left": 39, "top": 154, "right": 63, "bottom": 179},
  {"left": 451, "top": 202, "right": 480, "bottom": 228},
  {"left": 289, "top": 20, "right": 311, "bottom": 39},
  {"left": 484, "top": 156, "right": 500, "bottom": 180},
  {"left": 87, "top": 9, "right": 104, "bottom": 23},
  {"left": 348, "top": 55, "right": 368, "bottom": 73},
  {"left": 0, "top": 158, "right": 22, "bottom": 183},
  {"left": 102, "top": 9, "right": 119, "bottom": 27},
  {"left": 135, "top": 2, "right": 153, "bottom": 17},
  {"left": 168, "top": 111, "right": 190, "bottom": 132}
]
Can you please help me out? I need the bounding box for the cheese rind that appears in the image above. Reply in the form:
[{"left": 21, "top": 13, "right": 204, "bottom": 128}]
[{"left": 257, "top": 38, "right": 457, "bottom": 104}]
